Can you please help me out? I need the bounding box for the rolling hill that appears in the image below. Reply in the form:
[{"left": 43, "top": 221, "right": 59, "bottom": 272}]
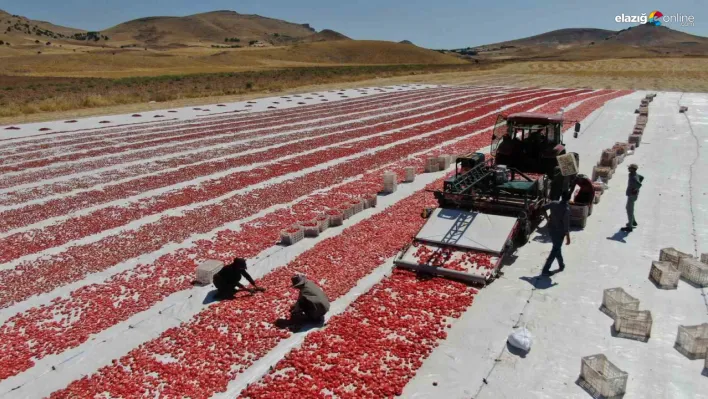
[{"left": 472, "top": 24, "right": 708, "bottom": 59}]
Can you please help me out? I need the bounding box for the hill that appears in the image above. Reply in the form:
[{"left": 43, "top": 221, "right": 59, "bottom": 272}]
[
  {"left": 103, "top": 10, "right": 321, "bottom": 47},
  {"left": 472, "top": 25, "right": 708, "bottom": 59}
]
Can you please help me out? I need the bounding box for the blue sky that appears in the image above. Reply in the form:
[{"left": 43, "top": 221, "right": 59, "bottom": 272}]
[{"left": 3, "top": 0, "right": 707, "bottom": 48}]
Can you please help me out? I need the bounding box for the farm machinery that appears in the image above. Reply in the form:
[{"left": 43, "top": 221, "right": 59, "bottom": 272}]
[{"left": 394, "top": 113, "right": 580, "bottom": 284}]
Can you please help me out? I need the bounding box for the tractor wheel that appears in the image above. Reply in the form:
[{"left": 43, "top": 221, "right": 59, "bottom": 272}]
[{"left": 514, "top": 218, "right": 532, "bottom": 247}]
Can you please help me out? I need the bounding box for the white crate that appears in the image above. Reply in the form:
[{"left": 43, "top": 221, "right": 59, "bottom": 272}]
[
  {"left": 327, "top": 210, "right": 344, "bottom": 226},
  {"left": 659, "top": 247, "right": 692, "bottom": 266},
  {"left": 299, "top": 220, "right": 321, "bottom": 237},
  {"left": 315, "top": 213, "right": 330, "bottom": 232},
  {"left": 675, "top": 324, "right": 708, "bottom": 360},
  {"left": 592, "top": 166, "right": 612, "bottom": 182},
  {"left": 195, "top": 260, "right": 224, "bottom": 285},
  {"left": 336, "top": 204, "right": 354, "bottom": 219},
  {"left": 601, "top": 287, "right": 639, "bottom": 319},
  {"left": 614, "top": 308, "right": 652, "bottom": 341},
  {"left": 649, "top": 261, "right": 681, "bottom": 289},
  {"left": 678, "top": 257, "right": 708, "bottom": 287},
  {"left": 701, "top": 253, "right": 708, "bottom": 264},
  {"left": 425, "top": 157, "right": 440, "bottom": 173},
  {"left": 347, "top": 198, "right": 365, "bottom": 214},
  {"left": 280, "top": 225, "right": 305, "bottom": 245},
  {"left": 579, "top": 354, "right": 628, "bottom": 399},
  {"left": 366, "top": 193, "right": 378, "bottom": 208},
  {"left": 383, "top": 171, "right": 398, "bottom": 194},
  {"left": 404, "top": 166, "right": 416, "bottom": 183},
  {"left": 557, "top": 153, "right": 578, "bottom": 176},
  {"left": 438, "top": 154, "right": 452, "bottom": 170}
]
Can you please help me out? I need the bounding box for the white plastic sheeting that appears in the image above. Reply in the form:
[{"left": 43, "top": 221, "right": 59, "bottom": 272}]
[{"left": 403, "top": 91, "right": 708, "bottom": 399}]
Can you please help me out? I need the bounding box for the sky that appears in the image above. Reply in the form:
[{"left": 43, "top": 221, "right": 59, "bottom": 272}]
[{"left": 2, "top": 0, "right": 707, "bottom": 48}]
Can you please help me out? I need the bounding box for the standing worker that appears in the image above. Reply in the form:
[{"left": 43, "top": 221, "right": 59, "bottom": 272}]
[
  {"left": 541, "top": 191, "right": 572, "bottom": 276},
  {"left": 621, "top": 164, "right": 644, "bottom": 232},
  {"left": 287, "top": 274, "right": 330, "bottom": 331},
  {"left": 213, "top": 257, "right": 265, "bottom": 299}
]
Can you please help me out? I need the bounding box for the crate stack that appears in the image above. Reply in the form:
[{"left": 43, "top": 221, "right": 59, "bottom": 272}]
[
  {"left": 404, "top": 166, "right": 416, "bottom": 183},
  {"left": 654, "top": 247, "right": 708, "bottom": 288},
  {"left": 600, "top": 287, "right": 652, "bottom": 341},
  {"left": 195, "top": 260, "right": 225, "bottom": 285},
  {"left": 425, "top": 157, "right": 440, "bottom": 173},
  {"left": 382, "top": 171, "right": 398, "bottom": 194},
  {"left": 299, "top": 220, "right": 321, "bottom": 238},
  {"left": 648, "top": 261, "right": 681, "bottom": 289},
  {"left": 437, "top": 154, "right": 452, "bottom": 170}
]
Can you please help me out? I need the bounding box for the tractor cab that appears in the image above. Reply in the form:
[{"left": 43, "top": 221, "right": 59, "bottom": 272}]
[{"left": 491, "top": 113, "right": 570, "bottom": 176}]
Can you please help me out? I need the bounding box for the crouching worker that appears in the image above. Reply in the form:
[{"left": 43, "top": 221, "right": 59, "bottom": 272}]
[
  {"left": 285, "top": 274, "right": 330, "bottom": 331},
  {"left": 571, "top": 174, "right": 595, "bottom": 205},
  {"left": 212, "top": 257, "right": 265, "bottom": 299}
]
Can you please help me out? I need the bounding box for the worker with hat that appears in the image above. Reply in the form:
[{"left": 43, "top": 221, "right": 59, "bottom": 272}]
[
  {"left": 621, "top": 164, "right": 644, "bottom": 233},
  {"left": 212, "top": 257, "right": 265, "bottom": 299},
  {"left": 287, "top": 274, "right": 330, "bottom": 331}
]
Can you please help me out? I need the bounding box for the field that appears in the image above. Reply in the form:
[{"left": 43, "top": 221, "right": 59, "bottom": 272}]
[{"left": 1, "top": 84, "right": 707, "bottom": 398}]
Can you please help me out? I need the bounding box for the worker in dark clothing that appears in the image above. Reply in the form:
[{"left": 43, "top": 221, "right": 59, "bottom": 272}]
[
  {"left": 549, "top": 166, "right": 565, "bottom": 201},
  {"left": 571, "top": 174, "right": 595, "bottom": 205},
  {"left": 287, "top": 274, "right": 330, "bottom": 331},
  {"left": 213, "top": 258, "right": 265, "bottom": 299},
  {"left": 541, "top": 191, "right": 571, "bottom": 276},
  {"left": 621, "top": 164, "right": 644, "bottom": 232}
]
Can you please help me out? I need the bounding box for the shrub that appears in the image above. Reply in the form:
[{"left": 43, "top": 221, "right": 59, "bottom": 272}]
[{"left": 245, "top": 81, "right": 254, "bottom": 90}]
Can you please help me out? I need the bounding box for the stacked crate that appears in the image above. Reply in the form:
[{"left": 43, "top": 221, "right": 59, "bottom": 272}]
[
  {"left": 404, "top": 166, "right": 416, "bottom": 183},
  {"left": 425, "top": 157, "right": 440, "bottom": 173},
  {"left": 280, "top": 225, "right": 305, "bottom": 245},
  {"left": 648, "top": 261, "right": 681, "bottom": 289},
  {"left": 382, "top": 171, "right": 398, "bottom": 194}
]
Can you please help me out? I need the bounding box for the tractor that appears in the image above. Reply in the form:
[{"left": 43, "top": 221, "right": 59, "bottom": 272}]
[{"left": 394, "top": 113, "right": 580, "bottom": 284}]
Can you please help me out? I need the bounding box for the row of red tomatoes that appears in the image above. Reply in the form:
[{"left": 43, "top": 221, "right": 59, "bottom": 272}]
[
  {"left": 0, "top": 98, "right": 505, "bottom": 380},
  {"left": 0, "top": 88, "right": 477, "bottom": 207},
  {"left": 2, "top": 88, "right": 590, "bottom": 386},
  {"left": 242, "top": 268, "right": 477, "bottom": 399},
  {"left": 47, "top": 177, "right": 442, "bottom": 398},
  {"left": 0, "top": 87, "right": 445, "bottom": 173},
  {"left": 0, "top": 88, "right": 552, "bottom": 308}
]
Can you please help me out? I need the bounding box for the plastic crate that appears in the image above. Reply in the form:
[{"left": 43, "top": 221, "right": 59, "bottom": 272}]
[
  {"left": 438, "top": 154, "right": 452, "bottom": 170},
  {"left": 628, "top": 134, "right": 642, "bottom": 146},
  {"left": 195, "top": 260, "right": 224, "bottom": 285},
  {"left": 674, "top": 324, "right": 708, "bottom": 360},
  {"left": 337, "top": 203, "right": 354, "bottom": 219},
  {"left": 315, "top": 213, "right": 330, "bottom": 232},
  {"left": 366, "top": 193, "right": 378, "bottom": 208},
  {"left": 649, "top": 261, "right": 681, "bottom": 289},
  {"left": 424, "top": 157, "right": 440, "bottom": 173},
  {"left": 327, "top": 209, "right": 344, "bottom": 227},
  {"left": 701, "top": 253, "right": 708, "bottom": 264},
  {"left": 659, "top": 247, "right": 692, "bottom": 266},
  {"left": 299, "top": 220, "right": 320, "bottom": 238},
  {"left": 570, "top": 204, "right": 589, "bottom": 218},
  {"left": 280, "top": 225, "right": 305, "bottom": 245},
  {"left": 579, "top": 354, "right": 628, "bottom": 399},
  {"left": 614, "top": 308, "right": 652, "bottom": 341},
  {"left": 348, "top": 198, "right": 365, "bottom": 214},
  {"left": 592, "top": 166, "right": 612, "bottom": 182},
  {"left": 601, "top": 287, "right": 640, "bottom": 319},
  {"left": 557, "top": 153, "right": 578, "bottom": 176},
  {"left": 404, "top": 166, "right": 416, "bottom": 183},
  {"left": 678, "top": 257, "right": 708, "bottom": 287},
  {"left": 383, "top": 172, "right": 398, "bottom": 194}
]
